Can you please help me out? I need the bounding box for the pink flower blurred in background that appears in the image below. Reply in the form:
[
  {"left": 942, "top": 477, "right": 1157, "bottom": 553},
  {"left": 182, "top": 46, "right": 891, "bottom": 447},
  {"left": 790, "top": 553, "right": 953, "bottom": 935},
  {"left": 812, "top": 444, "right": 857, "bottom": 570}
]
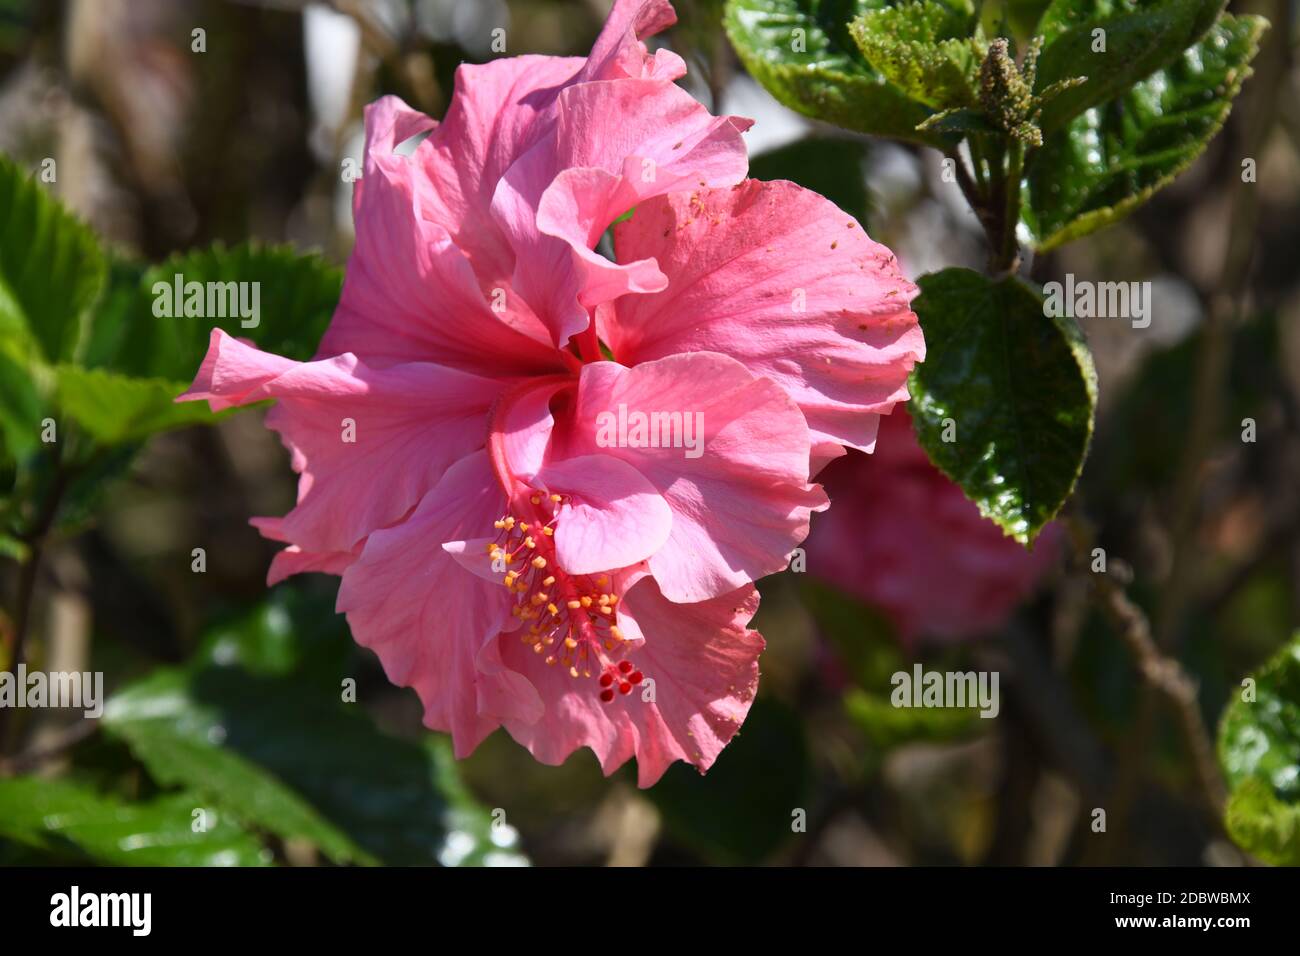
[{"left": 806, "top": 410, "right": 1061, "bottom": 647}]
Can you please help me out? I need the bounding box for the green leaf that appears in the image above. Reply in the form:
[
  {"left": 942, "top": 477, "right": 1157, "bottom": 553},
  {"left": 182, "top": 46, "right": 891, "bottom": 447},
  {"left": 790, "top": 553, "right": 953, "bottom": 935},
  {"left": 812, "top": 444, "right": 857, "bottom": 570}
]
[
  {"left": 0, "top": 776, "right": 271, "bottom": 866},
  {"left": 724, "top": 0, "right": 945, "bottom": 146},
  {"left": 850, "top": 1, "right": 982, "bottom": 111},
  {"left": 106, "top": 242, "right": 342, "bottom": 382},
  {"left": 1033, "top": 0, "right": 1227, "bottom": 132},
  {"left": 748, "top": 136, "right": 871, "bottom": 224},
  {"left": 0, "top": 348, "right": 44, "bottom": 461},
  {"left": 907, "top": 268, "right": 1098, "bottom": 543},
  {"left": 1024, "top": 14, "right": 1265, "bottom": 250},
  {"left": 1218, "top": 632, "right": 1300, "bottom": 863},
  {"left": 53, "top": 365, "right": 220, "bottom": 446},
  {"left": 0, "top": 153, "right": 107, "bottom": 363},
  {"left": 103, "top": 655, "right": 527, "bottom": 866}
]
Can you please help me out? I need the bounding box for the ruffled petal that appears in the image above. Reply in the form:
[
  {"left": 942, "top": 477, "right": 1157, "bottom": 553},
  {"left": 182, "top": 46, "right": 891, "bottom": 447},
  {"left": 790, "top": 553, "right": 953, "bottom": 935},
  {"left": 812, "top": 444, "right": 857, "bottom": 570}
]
[
  {"left": 498, "top": 574, "right": 762, "bottom": 786},
  {"left": 564, "top": 353, "right": 827, "bottom": 603},
  {"left": 604, "top": 180, "right": 925, "bottom": 466},
  {"left": 179, "top": 329, "right": 502, "bottom": 555},
  {"left": 492, "top": 80, "right": 751, "bottom": 346},
  {"left": 337, "top": 452, "right": 539, "bottom": 757},
  {"left": 318, "top": 96, "right": 565, "bottom": 373}
]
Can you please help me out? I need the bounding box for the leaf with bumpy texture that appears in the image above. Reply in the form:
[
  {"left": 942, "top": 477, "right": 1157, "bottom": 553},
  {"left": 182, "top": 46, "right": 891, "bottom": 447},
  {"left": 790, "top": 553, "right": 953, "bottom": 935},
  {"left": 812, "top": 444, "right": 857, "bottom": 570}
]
[
  {"left": 907, "top": 268, "right": 1097, "bottom": 543},
  {"left": 1024, "top": 14, "right": 1265, "bottom": 251},
  {"left": 725, "top": 0, "right": 946, "bottom": 146},
  {"left": 850, "top": 1, "right": 981, "bottom": 111},
  {"left": 1033, "top": 0, "right": 1227, "bottom": 133}
]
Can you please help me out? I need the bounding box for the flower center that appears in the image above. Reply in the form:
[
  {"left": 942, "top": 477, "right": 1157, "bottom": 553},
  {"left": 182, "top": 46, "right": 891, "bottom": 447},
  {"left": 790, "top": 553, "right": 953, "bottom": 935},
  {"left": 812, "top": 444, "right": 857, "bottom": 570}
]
[{"left": 488, "top": 493, "right": 644, "bottom": 704}]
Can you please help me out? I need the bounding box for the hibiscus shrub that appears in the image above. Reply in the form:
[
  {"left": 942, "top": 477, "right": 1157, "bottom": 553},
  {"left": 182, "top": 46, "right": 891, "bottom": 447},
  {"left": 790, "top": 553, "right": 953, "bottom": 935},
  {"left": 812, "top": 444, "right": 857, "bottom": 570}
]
[{"left": 0, "top": 0, "right": 1293, "bottom": 867}]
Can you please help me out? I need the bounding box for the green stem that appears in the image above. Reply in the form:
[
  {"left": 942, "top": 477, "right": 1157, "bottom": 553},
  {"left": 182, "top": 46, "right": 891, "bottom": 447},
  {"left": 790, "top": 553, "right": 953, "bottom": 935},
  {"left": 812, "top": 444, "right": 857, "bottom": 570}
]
[
  {"left": 995, "top": 138, "right": 1024, "bottom": 275},
  {"left": 0, "top": 450, "right": 69, "bottom": 756}
]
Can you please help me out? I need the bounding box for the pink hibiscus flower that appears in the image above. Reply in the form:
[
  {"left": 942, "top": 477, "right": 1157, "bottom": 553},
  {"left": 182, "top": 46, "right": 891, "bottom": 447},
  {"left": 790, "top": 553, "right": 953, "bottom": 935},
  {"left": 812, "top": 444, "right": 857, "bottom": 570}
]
[
  {"left": 180, "top": 0, "right": 923, "bottom": 785},
  {"left": 805, "top": 410, "right": 1061, "bottom": 647}
]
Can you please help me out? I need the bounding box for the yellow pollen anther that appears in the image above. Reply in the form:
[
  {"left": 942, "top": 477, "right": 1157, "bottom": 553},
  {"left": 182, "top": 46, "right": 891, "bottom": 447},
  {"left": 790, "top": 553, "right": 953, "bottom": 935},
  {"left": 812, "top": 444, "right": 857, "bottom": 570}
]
[
  {"left": 531, "top": 556, "right": 547, "bottom": 569},
  {"left": 569, "top": 666, "right": 580, "bottom": 679},
  {"left": 551, "top": 494, "right": 562, "bottom": 502},
  {"left": 493, "top": 520, "right": 505, "bottom": 530},
  {"left": 567, "top": 600, "right": 581, "bottom": 610},
  {"left": 580, "top": 596, "right": 592, "bottom": 608},
  {"left": 520, "top": 522, "right": 530, "bottom": 532},
  {"left": 596, "top": 575, "right": 609, "bottom": 587},
  {"left": 564, "top": 637, "right": 578, "bottom": 649},
  {"left": 531, "top": 495, "right": 542, "bottom": 505},
  {"left": 547, "top": 603, "right": 559, "bottom": 615},
  {"left": 524, "top": 536, "right": 536, "bottom": 548},
  {"left": 542, "top": 527, "right": 554, "bottom": 536},
  {"left": 610, "top": 626, "right": 624, "bottom": 640},
  {"left": 542, "top": 576, "right": 556, "bottom": 587}
]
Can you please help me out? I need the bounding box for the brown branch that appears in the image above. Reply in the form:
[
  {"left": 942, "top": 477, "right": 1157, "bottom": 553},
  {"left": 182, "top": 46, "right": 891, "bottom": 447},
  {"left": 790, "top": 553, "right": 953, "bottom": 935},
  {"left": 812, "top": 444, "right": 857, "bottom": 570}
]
[{"left": 1066, "top": 513, "right": 1227, "bottom": 825}]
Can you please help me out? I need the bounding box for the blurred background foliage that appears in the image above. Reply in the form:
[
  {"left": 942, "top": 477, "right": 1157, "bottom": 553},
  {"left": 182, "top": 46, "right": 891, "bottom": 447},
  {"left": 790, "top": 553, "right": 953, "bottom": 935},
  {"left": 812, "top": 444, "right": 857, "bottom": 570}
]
[{"left": 0, "top": 0, "right": 1297, "bottom": 866}]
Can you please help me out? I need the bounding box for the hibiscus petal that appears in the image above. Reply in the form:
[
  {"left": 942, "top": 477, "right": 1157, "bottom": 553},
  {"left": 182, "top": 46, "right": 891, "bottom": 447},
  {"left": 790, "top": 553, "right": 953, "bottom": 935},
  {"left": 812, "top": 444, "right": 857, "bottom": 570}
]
[
  {"left": 337, "top": 451, "right": 540, "bottom": 757},
  {"left": 249, "top": 517, "right": 361, "bottom": 585},
  {"left": 536, "top": 454, "right": 673, "bottom": 574},
  {"left": 180, "top": 329, "right": 502, "bottom": 555},
  {"left": 317, "top": 96, "right": 564, "bottom": 373},
  {"left": 566, "top": 353, "right": 827, "bottom": 603},
  {"left": 497, "top": 575, "right": 762, "bottom": 787},
  {"left": 604, "top": 180, "right": 926, "bottom": 466},
  {"left": 492, "top": 80, "right": 751, "bottom": 347}
]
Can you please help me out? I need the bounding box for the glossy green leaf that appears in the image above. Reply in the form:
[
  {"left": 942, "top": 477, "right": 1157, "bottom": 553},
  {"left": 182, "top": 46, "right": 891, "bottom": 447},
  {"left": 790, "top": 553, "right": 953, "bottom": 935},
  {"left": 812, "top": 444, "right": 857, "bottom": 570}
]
[
  {"left": 1034, "top": 0, "right": 1227, "bottom": 133},
  {"left": 1218, "top": 633, "right": 1300, "bottom": 863},
  {"left": 724, "top": 0, "right": 945, "bottom": 146},
  {"left": 907, "top": 268, "right": 1098, "bottom": 543},
  {"left": 1024, "top": 14, "right": 1264, "bottom": 251},
  {"left": 849, "top": 1, "right": 981, "bottom": 111},
  {"left": 103, "top": 654, "right": 527, "bottom": 866},
  {"left": 0, "top": 777, "right": 271, "bottom": 866},
  {"left": 0, "top": 153, "right": 106, "bottom": 363}
]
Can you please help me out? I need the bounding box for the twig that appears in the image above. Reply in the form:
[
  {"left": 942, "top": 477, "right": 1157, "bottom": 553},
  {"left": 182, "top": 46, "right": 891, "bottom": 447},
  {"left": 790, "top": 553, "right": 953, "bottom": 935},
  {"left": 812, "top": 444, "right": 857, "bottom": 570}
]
[{"left": 1066, "top": 512, "right": 1227, "bottom": 823}]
